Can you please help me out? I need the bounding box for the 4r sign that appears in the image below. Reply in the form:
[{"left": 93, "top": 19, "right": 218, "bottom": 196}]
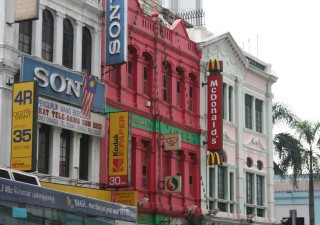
[{"left": 11, "top": 81, "right": 38, "bottom": 171}]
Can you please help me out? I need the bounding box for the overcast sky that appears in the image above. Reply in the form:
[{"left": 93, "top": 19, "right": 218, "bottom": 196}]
[{"left": 203, "top": 0, "right": 320, "bottom": 123}]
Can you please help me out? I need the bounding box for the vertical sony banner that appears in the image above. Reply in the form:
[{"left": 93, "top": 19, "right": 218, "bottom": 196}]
[
  {"left": 108, "top": 112, "right": 131, "bottom": 187},
  {"left": 207, "top": 59, "right": 223, "bottom": 151},
  {"left": 106, "top": 0, "right": 128, "bottom": 65},
  {"left": 11, "top": 81, "right": 38, "bottom": 171}
]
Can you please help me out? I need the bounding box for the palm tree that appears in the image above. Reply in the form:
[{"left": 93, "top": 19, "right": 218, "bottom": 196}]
[{"left": 273, "top": 103, "right": 320, "bottom": 225}]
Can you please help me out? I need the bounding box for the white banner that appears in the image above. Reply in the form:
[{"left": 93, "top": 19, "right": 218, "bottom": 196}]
[{"left": 38, "top": 97, "right": 105, "bottom": 137}]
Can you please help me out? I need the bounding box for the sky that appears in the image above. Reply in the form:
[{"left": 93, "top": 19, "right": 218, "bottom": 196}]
[{"left": 203, "top": 0, "right": 320, "bottom": 124}]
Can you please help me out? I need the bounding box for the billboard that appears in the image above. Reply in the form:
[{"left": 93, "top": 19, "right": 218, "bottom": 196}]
[
  {"left": 11, "top": 81, "right": 38, "bottom": 171},
  {"left": 14, "top": 0, "right": 39, "bottom": 23},
  {"left": 106, "top": 0, "right": 128, "bottom": 65},
  {"left": 108, "top": 112, "right": 131, "bottom": 187},
  {"left": 20, "top": 56, "right": 105, "bottom": 113},
  {"left": 38, "top": 97, "right": 105, "bottom": 137},
  {"left": 207, "top": 60, "right": 223, "bottom": 151}
]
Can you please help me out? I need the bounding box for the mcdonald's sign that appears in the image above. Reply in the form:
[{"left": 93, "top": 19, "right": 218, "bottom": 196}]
[{"left": 207, "top": 151, "right": 223, "bottom": 166}]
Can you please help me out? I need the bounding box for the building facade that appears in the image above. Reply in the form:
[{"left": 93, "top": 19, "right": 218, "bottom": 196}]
[
  {"left": 187, "top": 28, "right": 277, "bottom": 224},
  {"left": 101, "top": 1, "right": 202, "bottom": 224},
  {"left": 274, "top": 175, "right": 320, "bottom": 225}
]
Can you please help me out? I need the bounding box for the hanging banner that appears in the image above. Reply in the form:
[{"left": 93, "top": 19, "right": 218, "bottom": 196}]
[
  {"left": 108, "top": 112, "right": 131, "bottom": 187},
  {"left": 207, "top": 59, "right": 223, "bottom": 152},
  {"left": 106, "top": 0, "right": 128, "bottom": 65},
  {"left": 11, "top": 81, "right": 38, "bottom": 171}
]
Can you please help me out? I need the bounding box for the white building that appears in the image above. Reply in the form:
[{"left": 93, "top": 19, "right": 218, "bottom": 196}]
[
  {"left": 0, "top": 0, "right": 103, "bottom": 187},
  {"left": 190, "top": 28, "right": 278, "bottom": 224}
]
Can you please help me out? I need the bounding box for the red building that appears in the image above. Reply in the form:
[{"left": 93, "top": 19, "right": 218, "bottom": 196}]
[{"left": 101, "top": 1, "right": 202, "bottom": 223}]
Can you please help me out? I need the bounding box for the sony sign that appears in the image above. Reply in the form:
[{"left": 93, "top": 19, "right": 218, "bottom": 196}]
[
  {"left": 106, "top": 0, "right": 128, "bottom": 65},
  {"left": 20, "top": 56, "right": 105, "bottom": 113}
]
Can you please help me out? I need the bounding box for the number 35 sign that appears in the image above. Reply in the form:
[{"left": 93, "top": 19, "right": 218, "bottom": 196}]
[{"left": 11, "top": 81, "right": 38, "bottom": 171}]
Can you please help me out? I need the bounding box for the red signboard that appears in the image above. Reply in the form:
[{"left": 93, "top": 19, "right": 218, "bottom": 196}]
[{"left": 207, "top": 74, "right": 223, "bottom": 151}]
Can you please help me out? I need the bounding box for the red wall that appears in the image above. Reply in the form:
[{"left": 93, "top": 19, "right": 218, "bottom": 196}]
[{"left": 101, "top": 0, "right": 202, "bottom": 217}]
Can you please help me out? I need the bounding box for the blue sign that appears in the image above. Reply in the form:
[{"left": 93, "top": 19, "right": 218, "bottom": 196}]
[
  {"left": 20, "top": 56, "right": 105, "bottom": 113},
  {"left": 106, "top": 0, "right": 128, "bottom": 65},
  {"left": 0, "top": 178, "right": 136, "bottom": 222}
]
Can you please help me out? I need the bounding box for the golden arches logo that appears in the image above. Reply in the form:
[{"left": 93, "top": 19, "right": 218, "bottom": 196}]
[{"left": 207, "top": 152, "right": 222, "bottom": 166}]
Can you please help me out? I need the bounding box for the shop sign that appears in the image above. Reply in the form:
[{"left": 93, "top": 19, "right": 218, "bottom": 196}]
[
  {"left": 11, "top": 81, "right": 38, "bottom": 171},
  {"left": 207, "top": 71, "right": 223, "bottom": 151},
  {"left": 38, "top": 97, "right": 105, "bottom": 137},
  {"left": 106, "top": 0, "right": 128, "bottom": 65},
  {"left": 108, "top": 112, "right": 131, "bottom": 187},
  {"left": 20, "top": 56, "right": 105, "bottom": 113},
  {"left": 164, "top": 176, "right": 182, "bottom": 193},
  {"left": 14, "top": 0, "right": 39, "bottom": 22},
  {"left": 164, "top": 133, "right": 181, "bottom": 151}
]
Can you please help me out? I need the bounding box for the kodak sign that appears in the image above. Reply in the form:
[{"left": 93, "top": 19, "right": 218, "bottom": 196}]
[
  {"left": 108, "top": 112, "right": 131, "bottom": 187},
  {"left": 207, "top": 59, "right": 223, "bottom": 151}
]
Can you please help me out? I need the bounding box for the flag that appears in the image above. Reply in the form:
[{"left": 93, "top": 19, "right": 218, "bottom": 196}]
[{"left": 81, "top": 73, "right": 97, "bottom": 117}]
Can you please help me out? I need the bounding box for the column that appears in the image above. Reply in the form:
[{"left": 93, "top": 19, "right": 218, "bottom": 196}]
[
  {"left": 53, "top": 11, "right": 64, "bottom": 65},
  {"left": 73, "top": 20, "right": 84, "bottom": 72},
  {"left": 69, "top": 132, "right": 82, "bottom": 179},
  {"left": 49, "top": 126, "right": 62, "bottom": 177},
  {"left": 235, "top": 77, "right": 245, "bottom": 217},
  {"left": 91, "top": 28, "right": 101, "bottom": 78},
  {"left": 265, "top": 91, "right": 275, "bottom": 222},
  {"left": 0, "top": 0, "right": 5, "bottom": 44},
  {"left": 32, "top": 5, "right": 44, "bottom": 57},
  {"left": 252, "top": 97, "right": 256, "bottom": 131},
  {"left": 88, "top": 136, "right": 100, "bottom": 183}
]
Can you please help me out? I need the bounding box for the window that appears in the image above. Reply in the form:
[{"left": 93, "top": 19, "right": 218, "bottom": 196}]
[
  {"left": 163, "top": 75, "right": 168, "bottom": 101},
  {"left": 246, "top": 173, "right": 253, "bottom": 204},
  {"left": 127, "top": 61, "right": 133, "bottom": 89},
  {"left": 246, "top": 157, "right": 253, "bottom": 168},
  {"left": 82, "top": 27, "right": 92, "bottom": 73},
  {"left": 257, "top": 160, "right": 263, "bottom": 170},
  {"left": 18, "top": 20, "right": 32, "bottom": 54},
  {"left": 189, "top": 153, "right": 197, "bottom": 196},
  {"left": 228, "top": 86, "right": 233, "bottom": 122},
  {"left": 42, "top": 9, "right": 54, "bottom": 62},
  {"left": 79, "top": 135, "right": 89, "bottom": 180},
  {"left": 188, "top": 86, "right": 193, "bottom": 111},
  {"left": 143, "top": 67, "right": 148, "bottom": 95},
  {"left": 63, "top": 18, "right": 74, "bottom": 69},
  {"left": 255, "top": 99, "right": 263, "bottom": 133},
  {"left": 256, "top": 175, "right": 263, "bottom": 206},
  {"left": 60, "top": 129, "right": 70, "bottom": 177},
  {"left": 218, "top": 167, "right": 225, "bottom": 199},
  {"left": 176, "top": 80, "right": 181, "bottom": 106},
  {"left": 223, "top": 83, "right": 226, "bottom": 119},
  {"left": 38, "top": 124, "right": 50, "bottom": 174},
  {"left": 245, "top": 94, "right": 253, "bottom": 129},
  {"left": 141, "top": 139, "right": 151, "bottom": 189}
]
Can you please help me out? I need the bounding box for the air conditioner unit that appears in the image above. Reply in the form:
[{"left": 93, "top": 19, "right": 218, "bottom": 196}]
[{"left": 146, "top": 101, "right": 151, "bottom": 107}]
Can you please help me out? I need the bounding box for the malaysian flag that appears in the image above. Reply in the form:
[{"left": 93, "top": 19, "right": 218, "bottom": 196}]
[{"left": 81, "top": 73, "right": 97, "bottom": 117}]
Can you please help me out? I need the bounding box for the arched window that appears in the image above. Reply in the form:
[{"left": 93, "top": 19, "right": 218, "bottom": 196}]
[
  {"left": 42, "top": 9, "right": 54, "bottom": 62},
  {"left": 142, "top": 52, "right": 153, "bottom": 96},
  {"left": 63, "top": 18, "right": 74, "bottom": 69},
  {"left": 82, "top": 27, "right": 92, "bottom": 73},
  {"left": 18, "top": 20, "right": 32, "bottom": 54},
  {"left": 162, "top": 61, "right": 172, "bottom": 102}
]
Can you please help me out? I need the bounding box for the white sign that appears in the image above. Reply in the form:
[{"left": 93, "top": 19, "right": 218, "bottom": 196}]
[
  {"left": 38, "top": 97, "right": 105, "bottom": 137},
  {"left": 164, "top": 134, "right": 181, "bottom": 150}
]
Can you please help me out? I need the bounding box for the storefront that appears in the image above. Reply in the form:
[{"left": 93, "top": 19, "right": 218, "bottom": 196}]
[{"left": 0, "top": 177, "right": 136, "bottom": 224}]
